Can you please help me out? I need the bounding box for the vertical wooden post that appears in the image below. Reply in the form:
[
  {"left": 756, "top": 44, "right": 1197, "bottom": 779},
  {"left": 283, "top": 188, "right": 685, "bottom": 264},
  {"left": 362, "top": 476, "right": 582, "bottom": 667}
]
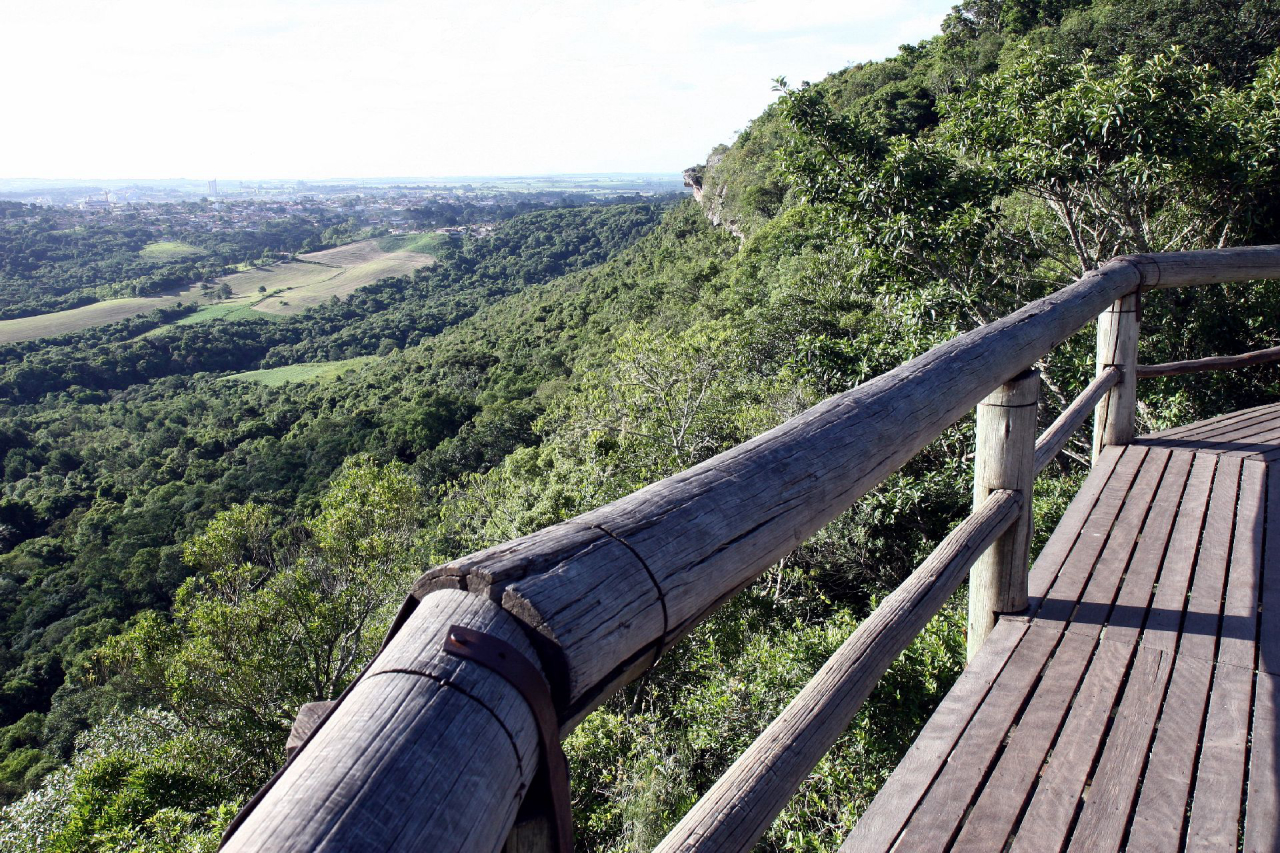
[
  {"left": 1093, "top": 292, "right": 1140, "bottom": 459},
  {"left": 968, "top": 368, "right": 1039, "bottom": 660}
]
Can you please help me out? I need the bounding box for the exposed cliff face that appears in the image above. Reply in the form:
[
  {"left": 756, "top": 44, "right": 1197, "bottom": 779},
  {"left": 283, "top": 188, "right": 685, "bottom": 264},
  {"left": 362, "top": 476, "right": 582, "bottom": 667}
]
[
  {"left": 684, "top": 150, "right": 745, "bottom": 242},
  {"left": 682, "top": 166, "right": 704, "bottom": 203}
]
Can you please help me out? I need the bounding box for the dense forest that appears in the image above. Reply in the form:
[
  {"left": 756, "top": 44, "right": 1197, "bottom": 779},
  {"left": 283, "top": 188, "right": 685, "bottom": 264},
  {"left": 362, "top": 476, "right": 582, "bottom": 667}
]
[{"left": 3, "top": 0, "right": 1280, "bottom": 850}]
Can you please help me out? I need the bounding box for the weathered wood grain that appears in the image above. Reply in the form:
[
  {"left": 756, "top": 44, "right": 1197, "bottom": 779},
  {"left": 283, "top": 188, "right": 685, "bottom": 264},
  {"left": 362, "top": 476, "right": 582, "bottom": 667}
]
[
  {"left": 1244, "top": 672, "right": 1280, "bottom": 851},
  {"left": 1140, "top": 403, "right": 1278, "bottom": 441},
  {"left": 1178, "top": 456, "right": 1241, "bottom": 663},
  {"left": 1139, "top": 454, "right": 1219, "bottom": 653},
  {"left": 652, "top": 491, "right": 1022, "bottom": 853},
  {"left": 222, "top": 590, "right": 543, "bottom": 853},
  {"left": 1062, "top": 447, "right": 1168, "bottom": 637},
  {"left": 1219, "top": 461, "right": 1264, "bottom": 669},
  {"left": 840, "top": 619, "right": 1030, "bottom": 851},
  {"left": 1127, "top": 655, "right": 1215, "bottom": 852},
  {"left": 1129, "top": 245, "right": 1280, "bottom": 289},
  {"left": 950, "top": 631, "right": 1096, "bottom": 852},
  {"left": 1066, "top": 645, "right": 1171, "bottom": 852},
  {"left": 1093, "top": 293, "right": 1140, "bottom": 458},
  {"left": 1033, "top": 446, "right": 1149, "bottom": 627},
  {"left": 1034, "top": 366, "right": 1120, "bottom": 475},
  {"left": 1100, "top": 449, "right": 1191, "bottom": 647},
  {"left": 1026, "top": 445, "right": 1125, "bottom": 605},
  {"left": 1185, "top": 661, "right": 1254, "bottom": 851},
  {"left": 1007, "top": 638, "right": 1134, "bottom": 852},
  {"left": 893, "top": 624, "right": 1061, "bottom": 848},
  {"left": 410, "top": 521, "right": 663, "bottom": 710},
  {"left": 1127, "top": 260, "right": 1280, "bottom": 489},
  {"left": 969, "top": 370, "right": 1039, "bottom": 658},
  {"left": 1138, "top": 342, "right": 1280, "bottom": 378},
  {"left": 1137, "top": 404, "right": 1280, "bottom": 451}
]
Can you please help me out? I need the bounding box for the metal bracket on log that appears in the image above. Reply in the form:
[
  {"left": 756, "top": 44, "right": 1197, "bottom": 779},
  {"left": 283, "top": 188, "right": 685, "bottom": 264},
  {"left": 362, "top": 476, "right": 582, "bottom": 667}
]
[{"left": 443, "top": 625, "right": 574, "bottom": 853}]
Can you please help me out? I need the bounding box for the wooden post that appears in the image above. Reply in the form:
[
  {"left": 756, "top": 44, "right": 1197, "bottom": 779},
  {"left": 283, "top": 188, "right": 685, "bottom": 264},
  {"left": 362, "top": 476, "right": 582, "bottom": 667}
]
[
  {"left": 968, "top": 368, "right": 1039, "bottom": 659},
  {"left": 1093, "top": 292, "right": 1140, "bottom": 459}
]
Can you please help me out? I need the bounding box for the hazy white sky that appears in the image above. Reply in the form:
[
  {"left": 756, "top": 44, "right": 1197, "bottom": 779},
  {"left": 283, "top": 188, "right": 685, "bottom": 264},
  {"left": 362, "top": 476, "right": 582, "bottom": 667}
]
[{"left": 3, "top": 0, "right": 954, "bottom": 180}]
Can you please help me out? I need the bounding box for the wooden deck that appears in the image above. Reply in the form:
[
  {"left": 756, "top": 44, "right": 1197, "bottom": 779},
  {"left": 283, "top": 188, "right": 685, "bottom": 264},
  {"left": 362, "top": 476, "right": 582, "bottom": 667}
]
[{"left": 844, "top": 402, "right": 1280, "bottom": 852}]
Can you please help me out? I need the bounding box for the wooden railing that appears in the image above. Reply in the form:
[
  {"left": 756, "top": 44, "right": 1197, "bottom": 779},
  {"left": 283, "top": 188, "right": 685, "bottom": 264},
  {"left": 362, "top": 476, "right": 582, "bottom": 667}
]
[{"left": 220, "top": 246, "right": 1280, "bottom": 853}]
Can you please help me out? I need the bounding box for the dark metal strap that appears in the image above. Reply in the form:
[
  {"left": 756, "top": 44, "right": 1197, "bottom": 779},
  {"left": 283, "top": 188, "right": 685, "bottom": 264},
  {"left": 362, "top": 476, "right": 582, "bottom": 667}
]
[{"left": 443, "top": 625, "right": 574, "bottom": 853}]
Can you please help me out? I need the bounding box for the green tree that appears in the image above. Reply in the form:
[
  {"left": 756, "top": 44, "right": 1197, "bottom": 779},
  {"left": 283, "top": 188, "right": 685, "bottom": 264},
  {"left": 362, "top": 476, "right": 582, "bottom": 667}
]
[{"left": 94, "top": 457, "right": 424, "bottom": 776}]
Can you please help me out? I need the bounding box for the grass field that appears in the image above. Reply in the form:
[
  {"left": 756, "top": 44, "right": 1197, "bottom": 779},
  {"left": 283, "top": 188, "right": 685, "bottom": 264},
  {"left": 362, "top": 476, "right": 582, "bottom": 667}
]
[
  {"left": 252, "top": 252, "right": 433, "bottom": 314},
  {"left": 221, "top": 355, "right": 382, "bottom": 386},
  {"left": 0, "top": 237, "right": 436, "bottom": 343},
  {"left": 378, "top": 232, "right": 451, "bottom": 254},
  {"left": 0, "top": 296, "right": 188, "bottom": 343},
  {"left": 140, "top": 241, "right": 205, "bottom": 260},
  {"left": 174, "top": 302, "right": 287, "bottom": 325},
  {"left": 207, "top": 261, "right": 342, "bottom": 300}
]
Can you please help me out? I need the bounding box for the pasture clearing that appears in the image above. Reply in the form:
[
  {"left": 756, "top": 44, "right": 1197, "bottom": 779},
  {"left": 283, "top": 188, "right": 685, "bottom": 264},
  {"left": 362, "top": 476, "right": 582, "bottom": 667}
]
[
  {"left": 174, "top": 302, "right": 286, "bottom": 325},
  {"left": 221, "top": 355, "right": 382, "bottom": 386},
  {"left": 0, "top": 295, "right": 186, "bottom": 343},
  {"left": 251, "top": 251, "right": 434, "bottom": 315},
  {"left": 2, "top": 237, "right": 435, "bottom": 342},
  {"left": 140, "top": 241, "right": 205, "bottom": 260},
  {"left": 378, "top": 232, "right": 451, "bottom": 254}
]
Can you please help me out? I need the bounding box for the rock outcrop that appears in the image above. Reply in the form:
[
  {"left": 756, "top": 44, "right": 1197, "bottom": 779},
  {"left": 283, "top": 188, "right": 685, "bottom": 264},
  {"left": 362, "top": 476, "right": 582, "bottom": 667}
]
[{"left": 684, "top": 151, "right": 743, "bottom": 242}]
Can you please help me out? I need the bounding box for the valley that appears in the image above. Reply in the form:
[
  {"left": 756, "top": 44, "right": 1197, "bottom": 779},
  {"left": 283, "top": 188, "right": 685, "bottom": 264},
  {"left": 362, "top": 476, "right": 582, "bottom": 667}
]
[{"left": 0, "top": 237, "right": 438, "bottom": 342}]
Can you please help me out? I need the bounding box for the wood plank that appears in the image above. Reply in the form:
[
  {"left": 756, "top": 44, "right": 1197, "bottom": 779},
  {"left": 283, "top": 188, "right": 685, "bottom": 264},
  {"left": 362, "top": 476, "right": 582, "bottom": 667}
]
[
  {"left": 891, "top": 624, "right": 1063, "bottom": 847},
  {"left": 949, "top": 631, "right": 1097, "bottom": 853},
  {"left": 1141, "top": 454, "right": 1220, "bottom": 654},
  {"left": 1178, "top": 456, "right": 1242, "bottom": 663},
  {"left": 1126, "top": 655, "right": 1216, "bottom": 852},
  {"left": 1262, "top": 463, "right": 1280, "bottom": 675},
  {"left": 1252, "top": 442, "right": 1280, "bottom": 465},
  {"left": 1030, "top": 446, "right": 1148, "bottom": 623},
  {"left": 1219, "top": 461, "right": 1264, "bottom": 669},
  {"left": 1007, "top": 638, "right": 1136, "bottom": 853},
  {"left": 1102, "top": 449, "right": 1194, "bottom": 647},
  {"left": 1064, "top": 447, "right": 1170, "bottom": 637},
  {"left": 1244, "top": 672, "right": 1280, "bottom": 851},
  {"left": 1027, "top": 445, "right": 1125, "bottom": 604},
  {"left": 1207, "top": 414, "right": 1280, "bottom": 445},
  {"left": 1140, "top": 403, "right": 1277, "bottom": 440},
  {"left": 1185, "top": 661, "right": 1255, "bottom": 850},
  {"left": 1066, "top": 644, "right": 1172, "bottom": 852},
  {"left": 1134, "top": 457, "right": 1258, "bottom": 851},
  {"left": 1198, "top": 419, "right": 1280, "bottom": 460},
  {"left": 1142, "top": 407, "right": 1275, "bottom": 442},
  {"left": 838, "top": 619, "right": 1030, "bottom": 852},
  {"left": 1137, "top": 406, "right": 1280, "bottom": 449}
]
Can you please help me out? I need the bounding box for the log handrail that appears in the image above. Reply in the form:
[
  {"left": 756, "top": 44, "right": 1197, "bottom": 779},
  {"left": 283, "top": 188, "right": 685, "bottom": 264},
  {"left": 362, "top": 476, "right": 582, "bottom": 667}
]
[
  {"left": 652, "top": 489, "right": 1023, "bottom": 852},
  {"left": 1137, "top": 342, "right": 1280, "bottom": 378},
  {"left": 221, "top": 246, "right": 1280, "bottom": 853},
  {"left": 1034, "top": 366, "right": 1121, "bottom": 474}
]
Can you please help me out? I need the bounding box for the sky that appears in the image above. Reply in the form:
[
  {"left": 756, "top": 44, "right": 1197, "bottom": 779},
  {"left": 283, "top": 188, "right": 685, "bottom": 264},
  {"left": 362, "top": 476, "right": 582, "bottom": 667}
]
[{"left": 2, "top": 0, "right": 955, "bottom": 180}]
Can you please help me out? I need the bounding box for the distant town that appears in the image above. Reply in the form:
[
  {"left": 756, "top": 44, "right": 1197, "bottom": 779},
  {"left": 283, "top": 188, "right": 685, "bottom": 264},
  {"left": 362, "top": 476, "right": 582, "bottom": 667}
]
[{"left": 0, "top": 174, "right": 688, "bottom": 244}]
